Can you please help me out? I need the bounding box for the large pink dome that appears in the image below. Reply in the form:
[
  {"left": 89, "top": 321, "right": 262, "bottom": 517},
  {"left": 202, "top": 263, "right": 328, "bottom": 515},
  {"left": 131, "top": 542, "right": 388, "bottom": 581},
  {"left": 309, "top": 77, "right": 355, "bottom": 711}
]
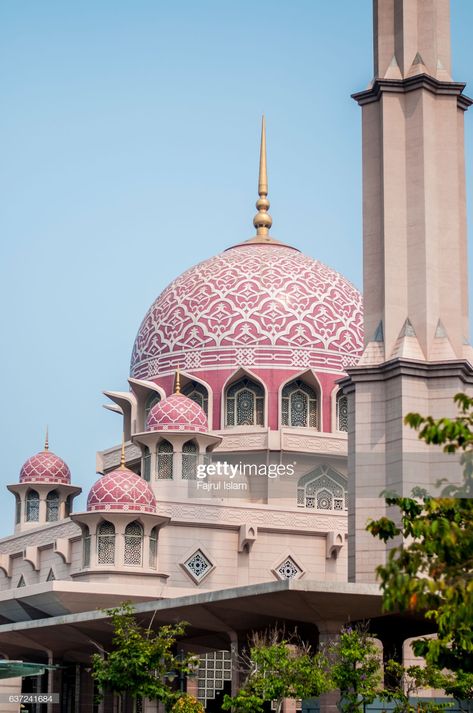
[
  {"left": 87, "top": 468, "right": 157, "bottom": 513},
  {"left": 146, "top": 393, "right": 208, "bottom": 432},
  {"left": 20, "top": 450, "right": 71, "bottom": 485},
  {"left": 130, "top": 243, "right": 363, "bottom": 380}
]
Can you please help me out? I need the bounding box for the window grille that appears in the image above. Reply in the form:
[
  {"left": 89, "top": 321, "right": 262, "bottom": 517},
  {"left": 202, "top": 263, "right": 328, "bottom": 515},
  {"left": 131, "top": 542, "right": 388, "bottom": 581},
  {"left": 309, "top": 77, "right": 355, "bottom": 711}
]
[
  {"left": 149, "top": 526, "right": 158, "bottom": 569},
  {"left": 15, "top": 495, "right": 21, "bottom": 525},
  {"left": 336, "top": 392, "right": 348, "bottom": 432},
  {"left": 182, "top": 441, "right": 198, "bottom": 480},
  {"left": 157, "top": 440, "right": 173, "bottom": 479},
  {"left": 297, "top": 466, "right": 347, "bottom": 511},
  {"left": 124, "top": 521, "right": 143, "bottom": 566},
  {"left": 197, "top": 650, "right": 232, "bottom": 705},
  {"left": 145, "top": 393, "right": 161, "bottom": 422},
  {"left": 143, "top": 446, "right": 151, "bottom": 482},
  {"left": 97, "top": 521, "right": 115, "bottom": 565},
  {"left": 276, "top": 557, "right": 301, "bottom": 580},
  {"left": 184, "top": 549, "right": 212, "bottom": 582},
  {"left": 83, "top": 526, "right": 91, "bottom": 567},
  {"left": 46, "top": 490, "right": 59, "bottom": 522},
  {"left": 182, "top": 381, "right": 209, "bottom": 416},
  {"left": 281, "top": 379, "right": 318, "bottom": 428},
  {"left": 26, "top": 490, "right": 39, "bottom": 522},
  {"left": 226, "top": 378, "right": 264, "bottom": 427}
]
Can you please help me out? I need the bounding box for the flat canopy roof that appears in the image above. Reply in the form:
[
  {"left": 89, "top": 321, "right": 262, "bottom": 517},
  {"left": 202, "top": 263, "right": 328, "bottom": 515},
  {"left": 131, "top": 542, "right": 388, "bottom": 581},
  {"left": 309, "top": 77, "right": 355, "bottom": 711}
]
[{"left": 0, "top": 580, "right": 433, "bottom": 663}]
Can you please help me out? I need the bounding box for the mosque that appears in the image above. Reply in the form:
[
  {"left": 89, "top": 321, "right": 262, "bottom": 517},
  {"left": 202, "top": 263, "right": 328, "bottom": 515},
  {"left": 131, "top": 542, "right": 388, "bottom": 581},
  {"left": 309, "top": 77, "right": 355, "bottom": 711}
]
[{"left": 0, "top": 1, "right": 472, "bottom": 712}]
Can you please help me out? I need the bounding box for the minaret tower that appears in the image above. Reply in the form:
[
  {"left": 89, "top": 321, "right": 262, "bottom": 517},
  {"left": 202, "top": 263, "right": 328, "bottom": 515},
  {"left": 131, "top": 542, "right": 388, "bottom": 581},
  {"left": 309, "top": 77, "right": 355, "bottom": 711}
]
[{"left": 344, "top": 0, "right": 473, "bottom": 582}]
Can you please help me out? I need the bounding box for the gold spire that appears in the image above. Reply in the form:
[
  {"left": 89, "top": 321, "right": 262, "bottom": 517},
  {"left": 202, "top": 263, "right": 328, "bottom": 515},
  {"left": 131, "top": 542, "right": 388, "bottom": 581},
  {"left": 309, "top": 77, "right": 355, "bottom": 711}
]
[
  {"left": 120, "top": 433, "right": 126, "bottom": 469},
  {"left": 174, "top": 367, "right": 181, "bottom": 394},
  {"left": 252, "top": 115, "right": 273, "bottom": 241},
  {"left": 44, "top": 426, "right": 49, "bottom": 452}
]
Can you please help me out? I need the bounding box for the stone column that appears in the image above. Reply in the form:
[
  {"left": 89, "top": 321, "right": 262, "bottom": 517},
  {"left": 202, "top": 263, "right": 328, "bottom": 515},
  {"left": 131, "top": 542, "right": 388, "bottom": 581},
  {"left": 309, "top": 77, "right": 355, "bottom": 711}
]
[{"left": 317, "top": 621, "right": 344, "bottom": 713}]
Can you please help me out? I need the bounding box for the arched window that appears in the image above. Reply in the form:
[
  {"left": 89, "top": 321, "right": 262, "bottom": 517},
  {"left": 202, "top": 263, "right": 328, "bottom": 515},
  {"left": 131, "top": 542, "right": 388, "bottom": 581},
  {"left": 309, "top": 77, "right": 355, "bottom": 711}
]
[
  {"left": 297, "top": 466, "right": 347, "bottom": 511},
  {"left": 46, "top": 490, "right": 59, "bottom": 522},
  {"left": 83, "top": 525, "right": 91, "bottom": 567},
  {"left": 65, "top": 495, "right": 73, "bottom": 518},
  {"left": 145, "top": 393, "right": 161, "bottom": 423},
  {"left": 336, "top": 391, "right": 348, "bottom": 432},
  {"left": 281, "top": 379, "right": 318, "bottom": 428},
  {"left": 182, "top": 381, "right": 209, "bottom": 416},
  {"left": 25, "top": 490, "right": 39, "bottom": 522},
  {"left": 124, "top": 521, "right": 143, "bottom": 566},
  {"left": 157, "top": 440, "right": 173, "bottom": 480},
  {"left": 143, "top": 446, "right": 151, "bottom": 482},
  {"left": 182, "top": 441, "right": 198, "bottom": 480},
  {"left": 15, "top": 495, "right": 21, "bottom": 525},
  {"left": 225, "top": 378, "right": 264, "bottom": 427},
  {"left": 97, "top": 521, "right": 115, "bottom": 565},
  {"left": 149, "top": 526, "right": 158, "bottom": 569}
]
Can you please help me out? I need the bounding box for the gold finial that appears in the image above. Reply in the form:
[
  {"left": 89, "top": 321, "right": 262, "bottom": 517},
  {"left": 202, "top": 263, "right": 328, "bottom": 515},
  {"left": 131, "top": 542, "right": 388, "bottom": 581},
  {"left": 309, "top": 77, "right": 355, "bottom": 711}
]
[
  {"left": 174, "top": 367, "right": 181, "bottom": 394},
  {"left": 120, "top": 433, "right": 126, "bottom": 468},
  {"left": 252, "top": 115, "right": 273, "bottom": 239},
  {"left": 44, "top": 426, "right": 49, "bottom": 452}
]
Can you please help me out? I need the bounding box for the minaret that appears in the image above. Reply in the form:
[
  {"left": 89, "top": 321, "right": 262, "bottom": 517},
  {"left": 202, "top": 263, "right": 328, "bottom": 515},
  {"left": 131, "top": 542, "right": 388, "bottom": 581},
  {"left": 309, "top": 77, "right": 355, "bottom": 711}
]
[{"left": 343, "top": 0, "right": 473, "bottom": 582}]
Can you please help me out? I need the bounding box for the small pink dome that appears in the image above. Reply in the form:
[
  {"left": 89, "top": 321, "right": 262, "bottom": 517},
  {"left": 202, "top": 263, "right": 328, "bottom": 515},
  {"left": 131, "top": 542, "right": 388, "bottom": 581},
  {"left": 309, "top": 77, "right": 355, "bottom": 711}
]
[
  {"left": 87, "top": 468, "right": 157, "bottom": 513},
  {"left": 146, "top": 393, "right": 208, "bottom": 432},
  {"left": 20, "top": 450, "right": 71, "bottom": 485}
]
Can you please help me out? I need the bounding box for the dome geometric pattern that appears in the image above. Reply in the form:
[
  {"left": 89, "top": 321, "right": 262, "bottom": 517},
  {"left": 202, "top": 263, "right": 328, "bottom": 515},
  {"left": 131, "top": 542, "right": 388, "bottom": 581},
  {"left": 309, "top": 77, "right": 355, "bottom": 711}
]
[
  {"left": 87, "top": 468, "right": 157, "bottom": 513},
  {"left": 20, "top": 450, "right": 71, "bottom": 485},
  {"left": 131, "top": 244, "right": 364, "bottom": 380},
  {"left": 146, "top": 393, "right": 208, "bottom": 432}
]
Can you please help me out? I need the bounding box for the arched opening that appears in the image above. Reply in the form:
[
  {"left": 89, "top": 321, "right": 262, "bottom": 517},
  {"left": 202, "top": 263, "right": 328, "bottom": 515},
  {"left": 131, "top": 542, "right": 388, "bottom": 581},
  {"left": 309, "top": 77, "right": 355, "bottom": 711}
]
[
  {"left": 182, "top": 440, "right": 198, "bottom": 480},
  {"left": 145, "top": 392, "right": 161, "bottom": 424},
  {"left": 149, "top": 526, "right": 158, "bottom": 569},
  {"left": 15, "top": 495, "right": 21, "bottom": 525},
  {"left": 182, "top": 381, "right": 209, "bottom": 416},
  {"left": 156, "top": 440, "right": 173, "bottom": 480},
  {"left": 297, "top": 466, "right": 347, "bottom": 511},
  {"left": 65, "top": 495, "right": 73, "bottom": 518},
  {"left": 25, "top": 490, "right": 39, "bottom": 522},
  {"left": 225, "top": 377, "right": 264, "bottom": 427},
  {"left": 143, "top": 446, "right": 151, "bottom": 482},
  {"left": 83, "top": 525, "right": 91, "bottom": 567},
  {"left": 281, "top": 378, "right": 319, "bottom": 428},
  {"left": 124, "top": 521, "right": 143, "bottom": 566},
  {"left": 97, "top": 521, "right": 115, "bottom": 565},
  {"left": 336, "top": 391, "right": 348, "bottom": 432},
  {"left": 46, "top": 490, "right": 60, "bottom": 522}
]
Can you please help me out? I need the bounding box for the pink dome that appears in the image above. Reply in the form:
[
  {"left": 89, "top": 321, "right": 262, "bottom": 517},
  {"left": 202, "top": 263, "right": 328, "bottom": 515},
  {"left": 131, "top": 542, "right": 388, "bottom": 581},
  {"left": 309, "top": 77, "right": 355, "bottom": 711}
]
[
  {"left": 130, "top": 243, "right": 363, "bottom": 380},
  {"left": 146, "top": 393, "right": 208, "bottom": 432},
  {"left": 20, "top": 450, "right": 71, "bottom": 485},
  {"left": 87, "top": 468, "right": 156, "bottom": 513}
]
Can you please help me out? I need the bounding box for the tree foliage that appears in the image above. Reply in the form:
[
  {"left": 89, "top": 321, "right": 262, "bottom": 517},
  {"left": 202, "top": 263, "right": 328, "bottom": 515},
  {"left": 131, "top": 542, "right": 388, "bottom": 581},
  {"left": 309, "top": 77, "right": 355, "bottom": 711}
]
[
  {"left": 91, "top": 602, "right": 195, "bottom": 710},
  {"left": 367, "top": 393, "right": 473, "bottom": 691},
  {"left": 222, "top": 627, "right": 330, "bottom": 713}
]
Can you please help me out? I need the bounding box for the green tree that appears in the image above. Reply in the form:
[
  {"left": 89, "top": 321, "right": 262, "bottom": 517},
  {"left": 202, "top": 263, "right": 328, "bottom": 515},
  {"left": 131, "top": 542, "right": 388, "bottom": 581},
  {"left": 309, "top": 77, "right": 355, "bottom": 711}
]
[
  {"left": 222, "top": 627, "right": 330, "bottom": 713},
  {"left": 325, "top": 625, "right": 383, "bottom": 713},
  {"left": 91, "top": 602, "right": 195, "bottom": 711},
  {"left": 367, "top": 393, "right": 473, "bottom": 693}
]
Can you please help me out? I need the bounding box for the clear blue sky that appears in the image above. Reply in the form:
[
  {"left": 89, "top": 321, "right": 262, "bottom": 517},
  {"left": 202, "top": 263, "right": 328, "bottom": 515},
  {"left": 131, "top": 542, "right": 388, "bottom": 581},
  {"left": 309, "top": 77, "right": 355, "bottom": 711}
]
[{"left": 0, "top": 1, "right": 472, "bottom": 535}]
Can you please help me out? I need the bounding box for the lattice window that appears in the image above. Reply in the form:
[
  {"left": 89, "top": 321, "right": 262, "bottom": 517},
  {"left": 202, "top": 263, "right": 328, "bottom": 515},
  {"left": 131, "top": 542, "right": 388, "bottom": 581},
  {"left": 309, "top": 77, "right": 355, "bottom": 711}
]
[
  {"left": 145, "top": 393, "right": 161, "bottom": 422},
  {"left": 197, "top": 650, "right": 232, "bottom": 705},
  {"left": 65, "top": 495, "right": 72, "bottom": 518},
  {"left": 124, "top": 521, "right": 143, "bottom": 566},
  {"left": 143, "top": 446, "right": 151, "bottom": 482},
  {"left": 97, "top": 521, "right": 115, "bottom": 565},
  {"left": 275, "top": 556, "right": 301, "bottom": 580},
  {"left": 149, "top": 526, "right": 158, "bottom": 569},
  {"left": 281, "top": 379, "right": 318, "bottom": 428},
  {"left": 183, "top": 549, "right": 212, "bottom": 582},
  {"left": 15, "top": 495, "right": 21, "bottom": 525},
  {"left": 336, "top": 392, "right": 348, "bottom": 432},
  {"left": 226, "top": 378, "right": 264, "bottom": 427},
  {"left": 46, "top": 490, "right": 59, "bottom": 522},
  {"left": 46, "top": 568, "right": 55, "bottom": 581},
  {"left": 182, "top": 381, "right": 209, "bottom": 416},
  {"left": 297, "top": 466, "right": 347, "bottom": 511},
  {"left": 157, "top": 440, "right": 173, "bottom": 480},
  {"left": 26, "top": 490, "right": 39, "bottom": 522},
  {"left": 83, "top": 526, "right": 91, "bottom": 567},
  {"left": 182, "top": 440, "right": 198, "bottom": 480}
]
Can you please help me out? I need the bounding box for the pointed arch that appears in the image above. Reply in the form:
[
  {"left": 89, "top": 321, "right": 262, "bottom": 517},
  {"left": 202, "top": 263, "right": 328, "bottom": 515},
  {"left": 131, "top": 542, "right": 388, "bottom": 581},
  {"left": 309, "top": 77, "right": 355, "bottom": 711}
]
[
  {"left": 124, "top": 520, "right": 143, "bottom": 566},
  {"left": 149, "top": 526, "right": 158, "bottom": 570},
  {"left": 46, "top": 490, "right": 59, "bottom": 522},
  {"left": 180, "top": 371, "right": 213, "bottom": 425},
  {"left": 25, "top": 490, "right": 39, "bottom": 522},
  {"left": 222, "top": 368, "right": 267, "bottom": 428},
  {"left": 156, "top": 439, "right": 173, "bottom": 480},
  {"left": 46, "top": 568, "right": 55, "bottom": 582},
  {"left": 297, "top": 465, "right": 347, "bottom": 511},
  {"left": 278, "top": 370, "right": 322, "bottom": 430},
  {"left": 97, "top": 521, "right": 115, "bottom": 565},
  {"left": 182, "top": 440, "right": 198, "bottom": 480}
]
